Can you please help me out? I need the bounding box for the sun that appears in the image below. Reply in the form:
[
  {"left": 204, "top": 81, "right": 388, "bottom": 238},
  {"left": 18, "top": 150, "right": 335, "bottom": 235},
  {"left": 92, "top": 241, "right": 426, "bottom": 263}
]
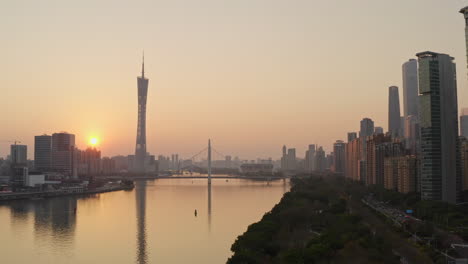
[{"left": 89, "top": 137, "right": 99, "bottom": 146}]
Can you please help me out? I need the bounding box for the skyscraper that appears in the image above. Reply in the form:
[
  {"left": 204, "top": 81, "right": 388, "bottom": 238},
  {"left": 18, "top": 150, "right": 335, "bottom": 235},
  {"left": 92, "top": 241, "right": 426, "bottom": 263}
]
[
  {"left": 460, "top": 108, "right": 468, "bottom": 138},
  {"left": 402, "top": 59, "right": 419, "bottom": 118},
  {"left": 417, "top": 51, "right": 461, "bottom": 204},
  {"left": 135, "top": 55, "right": 149, "bottom": 173},
  {"left": 359, "top": 118, "right": 374, "bottom": 139},
  {"left": 34, "top": 135, "right": 51, "bottom": 172},
  {"left": 460, "top": 7, "right": 468, "bottom": 69},
  {"left": 388, "top": 86, "right": 401, "bottom": 137}
]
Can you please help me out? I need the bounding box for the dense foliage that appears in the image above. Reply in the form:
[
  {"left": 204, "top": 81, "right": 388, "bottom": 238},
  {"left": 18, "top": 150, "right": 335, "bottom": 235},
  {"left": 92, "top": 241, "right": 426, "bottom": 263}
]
[{"left": 228, "top": 177, "right": 400, "bottom": 264}]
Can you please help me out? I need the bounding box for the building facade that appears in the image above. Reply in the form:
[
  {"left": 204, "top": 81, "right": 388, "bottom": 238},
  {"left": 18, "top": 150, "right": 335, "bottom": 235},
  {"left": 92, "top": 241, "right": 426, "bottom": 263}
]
[
  {"left": 417, "top": 51, "right": 461, "bottom": 203},
  {"left": 402, "top": 59, "right": 419, "bottom": 118},
  {"left": 388, "top": 86, "right": 402, "bottom": 138},
  {"left": 34, "top": 135, "right": 52, "bottom": 172},
  {"left": 333, "top": 141, "right": 345, "bottom": 174},
  {"left": 135, "top": 56, "right": 149, "bottom": 173},
  {"left": 51, "top": 132, "right": 77, "bottom": 178}
]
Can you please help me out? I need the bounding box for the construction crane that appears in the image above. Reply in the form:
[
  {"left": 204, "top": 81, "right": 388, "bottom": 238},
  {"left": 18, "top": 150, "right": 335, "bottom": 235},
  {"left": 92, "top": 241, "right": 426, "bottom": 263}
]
[{"left": 0, "top": 140, "right": 21, "bottom": 145}]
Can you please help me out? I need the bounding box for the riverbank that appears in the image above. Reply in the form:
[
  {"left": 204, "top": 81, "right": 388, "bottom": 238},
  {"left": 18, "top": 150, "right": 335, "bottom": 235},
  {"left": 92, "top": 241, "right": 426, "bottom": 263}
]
[
  {"left": 0, "top": 184, "right": 134, "bottom": 202},
  {"left": 228, "top": 175, "right": 432, "bottom": 264}
]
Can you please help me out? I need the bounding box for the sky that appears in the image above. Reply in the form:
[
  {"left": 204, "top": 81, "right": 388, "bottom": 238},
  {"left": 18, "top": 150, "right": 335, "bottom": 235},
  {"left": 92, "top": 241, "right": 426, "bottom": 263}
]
[{"left": 1, "top": 0, "right": 468, "bottom": 160}]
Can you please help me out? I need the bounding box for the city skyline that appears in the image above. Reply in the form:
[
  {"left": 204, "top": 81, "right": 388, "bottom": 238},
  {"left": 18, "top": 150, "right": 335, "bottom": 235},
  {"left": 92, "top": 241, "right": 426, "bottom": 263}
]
[{"left": 2, "top": 0, "right": 468, "bottom": 160}]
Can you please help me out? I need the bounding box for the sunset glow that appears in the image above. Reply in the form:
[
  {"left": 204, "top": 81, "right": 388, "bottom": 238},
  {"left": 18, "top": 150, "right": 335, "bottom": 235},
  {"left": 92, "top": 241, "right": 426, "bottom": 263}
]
[{"left": 89, "top": 137, "right": 99, "bottom": 146}]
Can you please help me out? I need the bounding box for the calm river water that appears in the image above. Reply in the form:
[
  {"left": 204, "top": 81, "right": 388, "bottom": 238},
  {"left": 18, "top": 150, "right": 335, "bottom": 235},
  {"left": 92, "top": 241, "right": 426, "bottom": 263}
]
[{"left": 0, "top": 178, "right": 289, "bottom": 264}]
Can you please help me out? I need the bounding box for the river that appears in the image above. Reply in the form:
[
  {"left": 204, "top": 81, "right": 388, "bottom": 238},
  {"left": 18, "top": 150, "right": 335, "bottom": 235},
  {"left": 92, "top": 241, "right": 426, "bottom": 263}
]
[{"left": 0, "top": 178, "right": 289, "bottom": 263}]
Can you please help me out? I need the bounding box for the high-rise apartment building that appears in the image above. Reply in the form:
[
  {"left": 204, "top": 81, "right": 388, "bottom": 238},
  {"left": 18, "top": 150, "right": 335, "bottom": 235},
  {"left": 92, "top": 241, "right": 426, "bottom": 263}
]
[
  {"left": 388, "top": 86, "right": 401, "bottom": 137},
  {"left": 34, "top": 135, "right": 51, "bottom": 172},
  {"left": 333, "top": 140, "right": 345, "bottom": 174},
  {"left": 315, "top": 147, "right": 326, "bottom": 172},
  {"left": 374, "top": 127, "right": 384, "bottom": 135},
  {"left": 51, "top": 132, "right": 76, "bottom": 178},
  {"left": 417, "top": 51, "right": 461, "bottom": 204},
  {"left": 345, "top": 138, "right": 361, "bottom": 181},
  {"left": 305, "top": 144, "right": 316, "bottom": 172},
  {"left": 404, "top": 115, "right": 419, "bottom": 154},
  {"left": 347, "top": 132, "right": 357, "bottom": 142},
  {"left": 10, "top": 144, "right": 27, "bottom": 165},
  {"left": 359, "top": 118, "right": 374, "bottom": 184}
]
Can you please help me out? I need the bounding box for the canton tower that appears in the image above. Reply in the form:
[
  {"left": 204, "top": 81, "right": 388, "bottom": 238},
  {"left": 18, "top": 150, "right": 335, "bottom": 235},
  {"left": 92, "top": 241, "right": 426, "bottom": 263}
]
[{"left": 135, "top": 54, "right": 149, "bottom": 172}]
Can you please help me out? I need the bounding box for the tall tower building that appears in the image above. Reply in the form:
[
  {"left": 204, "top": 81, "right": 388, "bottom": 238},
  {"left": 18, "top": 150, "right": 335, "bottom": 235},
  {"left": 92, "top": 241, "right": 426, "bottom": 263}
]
[
  {"left": 417, "top": 51, "right": 461, "bottom": 204},
  {"left": 402, "top": 59, "right": 419, "bottom": 118},
  {"left": 34, "top": 135, "right": 52, "bottom": 172},
  {"left": 135, "top": 55, "right": 149, "bottom": 173},
  {"left": 460, "top": 7, "right": 468, "bottom": 69},
  {"left": 388, "top": 86, "right": 401, "bottom": 137}
]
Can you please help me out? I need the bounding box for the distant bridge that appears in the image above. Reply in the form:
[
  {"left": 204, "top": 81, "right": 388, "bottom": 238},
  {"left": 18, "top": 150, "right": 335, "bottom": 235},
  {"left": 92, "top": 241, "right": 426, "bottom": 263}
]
[{"left": 106, "top": 175, "right": 287, "bottom": 181}]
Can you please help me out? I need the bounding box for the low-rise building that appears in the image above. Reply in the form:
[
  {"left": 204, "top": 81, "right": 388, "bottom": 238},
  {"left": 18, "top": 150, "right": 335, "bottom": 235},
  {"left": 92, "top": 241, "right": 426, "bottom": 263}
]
[{"left": 240, "top": 164, "right": 273, "bottom": 176}]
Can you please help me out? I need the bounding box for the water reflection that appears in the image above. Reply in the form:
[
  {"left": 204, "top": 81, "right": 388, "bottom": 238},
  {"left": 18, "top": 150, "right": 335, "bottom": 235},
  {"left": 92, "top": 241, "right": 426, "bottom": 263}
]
[
  {"left": 135, "top": 181, "right": 148, "bottom": 264},
  {"left": 5, "top": 196, "right": 78, "bottom": 254},
  {"left": 0, "top": 179, "right": 289, "bottom": 264}
]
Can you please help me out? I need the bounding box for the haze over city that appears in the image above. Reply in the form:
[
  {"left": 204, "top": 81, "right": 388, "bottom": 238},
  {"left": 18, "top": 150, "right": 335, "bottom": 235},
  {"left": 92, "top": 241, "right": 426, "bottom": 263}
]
[{"left": 2, "top": 0, "right": 468, "bottom": 159}]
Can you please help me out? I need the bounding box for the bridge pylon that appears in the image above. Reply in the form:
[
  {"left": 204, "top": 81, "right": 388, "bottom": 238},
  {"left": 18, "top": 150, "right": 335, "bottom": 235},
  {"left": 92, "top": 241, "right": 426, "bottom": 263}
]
[{"left": 208, "top": 139, "right": 212, "bottom": 185}]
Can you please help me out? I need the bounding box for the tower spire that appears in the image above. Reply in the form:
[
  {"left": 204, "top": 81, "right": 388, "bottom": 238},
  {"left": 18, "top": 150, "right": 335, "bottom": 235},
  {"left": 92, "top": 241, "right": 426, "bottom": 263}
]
[{"left": 142, "top": 51, "right": 145, "bottom": 78}]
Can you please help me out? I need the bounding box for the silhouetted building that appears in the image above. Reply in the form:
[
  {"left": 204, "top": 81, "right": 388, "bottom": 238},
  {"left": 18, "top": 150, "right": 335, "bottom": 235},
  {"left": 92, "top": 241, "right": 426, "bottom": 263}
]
[
  {"left": 10, "top": 144, "right": 27, "bottom": 165},
  {"left": 417, "top": 51, "right": 461, "bottom": 204},
  {"left": 305, "top": 144, "right": 316, "bottom": 172},
  {"left": 101, "top": 157, "right": 116, "bottom": 175},
  {"left": 388, "top": 86, "right": 401, "bottom": 138},
  {"left": 240, "top": 163, "right": 273, "bottom": 175},
  {"left": 461, "top": 108, "right": 468, "bottom": 138},
  {"left": 77, "top": 147, "right": 101, "bottom": 177},
  {"left": 51, "top": 132, "right": 77, "bottom": 178},
  {"left": 347, "top": 132, "right": 357, "bottom": 142},
  {"left": 135, "top": 55, "right": 149, "bottom": 173},
  {"left": 461, "top": 137, "right": 468, "bottom": 191},
  {"left": 402, "top": 59, "right": 419, "bottom": 118},
  {"left": 34, "top": 135, "right": 51, "bottom": 172},
  {"left": 374, "top": 127, "right": 384, "bottom": 135},
  {"left": 359, "top": 118, "right": 374, "bottom": 184},
  {"left": 333, "top": 141, "right": 345, "bottom": 174},
  {"left": 315, "top": 147, "right": 326, "bottom": 172}
]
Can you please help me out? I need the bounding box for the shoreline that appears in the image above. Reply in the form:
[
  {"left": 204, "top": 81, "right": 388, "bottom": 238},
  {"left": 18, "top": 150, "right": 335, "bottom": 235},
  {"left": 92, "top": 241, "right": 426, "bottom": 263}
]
[{"left": 0, "top": 184, "right": 134, "bottom": 202}]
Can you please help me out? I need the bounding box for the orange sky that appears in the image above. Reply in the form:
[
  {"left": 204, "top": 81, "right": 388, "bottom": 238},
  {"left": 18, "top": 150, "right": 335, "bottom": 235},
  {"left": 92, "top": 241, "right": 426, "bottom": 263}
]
[{"left": 1, "top": 0, "right": 468, "bottom": 160}]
